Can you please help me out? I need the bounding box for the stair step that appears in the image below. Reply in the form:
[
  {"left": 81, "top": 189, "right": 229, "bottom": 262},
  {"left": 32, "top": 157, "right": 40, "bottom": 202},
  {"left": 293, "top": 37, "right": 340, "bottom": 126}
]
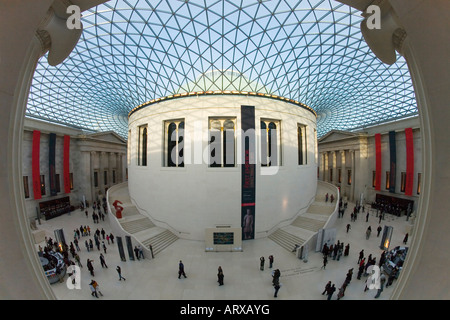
[{"left": 269, "top": 229, "right": 305, "bottom": 253}]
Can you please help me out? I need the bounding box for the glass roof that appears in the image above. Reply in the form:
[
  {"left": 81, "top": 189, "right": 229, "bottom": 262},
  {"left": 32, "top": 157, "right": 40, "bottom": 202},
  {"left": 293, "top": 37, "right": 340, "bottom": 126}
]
[{"left": 27, "top": 0, "right": 417, "bottom": 138}]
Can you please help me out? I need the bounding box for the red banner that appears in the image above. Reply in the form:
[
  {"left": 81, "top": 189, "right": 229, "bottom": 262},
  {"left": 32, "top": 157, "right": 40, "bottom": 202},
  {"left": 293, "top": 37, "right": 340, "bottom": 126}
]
[
  {"left": 63, "top": 135, "right": 71, "bottom": 194},
  {"left": 375, "top": 133, "right": 382, "bottom": 191},
  {"left": 405, "top": 128, "right": 414, "bottom": 196},
  {"left": 32, "top": 130, "right": 41, "bottom": 199}
]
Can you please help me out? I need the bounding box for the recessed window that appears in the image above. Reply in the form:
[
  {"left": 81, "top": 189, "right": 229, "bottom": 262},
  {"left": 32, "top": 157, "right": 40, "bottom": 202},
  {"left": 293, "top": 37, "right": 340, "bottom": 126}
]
[
  {"left": 261, "top": 119, "right": 281, "bottom": 167},
  {"left": 385, "top": 171, "right": 390, "bottom": 190},
  {"left": 55, "top": 174, "right": 61, "bottom": 193},
  {"left": 297, "top": 124, "right": 307, "bottom": 165},
  {"left": 347, "top": 169, "right": 352, "bottom": 185},
  {"left": 23, "top": 176, "right": 30, "bottom": 199},
  {"left": 372, "top": 170, "right": 376, "bottom": 188},
  {"left": 138, "top": 125, "right": 148, "bottom": 166},
  {"left": 70, "top": 172, "right": 74, "bottom": 190},
  {"left": 40, "top": 175, "right": 46, "bottom": 196},
  {"left": 164, "top": 119, "right": 185, "bottom": 167},
  {"left": 401, "top": 172, "right": 407, "bottom": 192},
  {"left": 94, "top": 171, "right": 98, "bottom": 188},
  {"left": 209, "top": 118, "right": 236, "bottom": 167}
]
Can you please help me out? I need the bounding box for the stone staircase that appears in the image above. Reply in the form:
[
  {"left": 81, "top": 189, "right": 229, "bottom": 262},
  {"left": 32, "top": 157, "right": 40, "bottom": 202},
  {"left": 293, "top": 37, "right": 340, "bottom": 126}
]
[
  {"left": 141, "top": 229, "right": 179, "bottom": 256},
  {"left": 268, "top": 228, "right": 306, "bottom": 253},
  {"left": 268, "top": 186, "right": 337, "bottom": 253},
  {"left": 108, "top": 182, "right": 179, "bottom": 256}
]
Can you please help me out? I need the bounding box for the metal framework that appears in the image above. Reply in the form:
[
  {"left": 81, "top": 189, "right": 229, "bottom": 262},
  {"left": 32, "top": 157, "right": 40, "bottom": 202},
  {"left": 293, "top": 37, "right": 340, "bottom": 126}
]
[{"left": 27, "top": 0, "right": 417, "bottom": 138}]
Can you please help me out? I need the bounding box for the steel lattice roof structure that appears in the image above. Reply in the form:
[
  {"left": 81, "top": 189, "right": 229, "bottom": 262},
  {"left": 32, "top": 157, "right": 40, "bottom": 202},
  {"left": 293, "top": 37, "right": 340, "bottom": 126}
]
[{"left": 27, "top": 0, "right": 417, "bottom": 138}]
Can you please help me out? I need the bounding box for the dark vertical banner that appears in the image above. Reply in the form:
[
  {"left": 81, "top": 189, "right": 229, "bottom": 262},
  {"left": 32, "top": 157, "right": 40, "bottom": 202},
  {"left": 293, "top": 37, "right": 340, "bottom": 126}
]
[
  {"left": 63, "top": 135, "right": 71, "bottom": 194},
  {"left": 49, "top": 133, "right": 57, "bottom": 196},
  {"left": 116, "top": 237, "right": 126, "bottom": 261},
  {"left": 241, "top": 105, "right": 256, "bottom": 240},
  {"left": 405, "top": 128, "right": 414, "bottom": 196},
  {"left": 32, "top": 130, "right": 42, "bottom": 200},
  {"left": 375, "top": 133, "right": 382, "bottom": 191},
  {"left": 389, "top": 131, "right": 396, "bottom": 193}
]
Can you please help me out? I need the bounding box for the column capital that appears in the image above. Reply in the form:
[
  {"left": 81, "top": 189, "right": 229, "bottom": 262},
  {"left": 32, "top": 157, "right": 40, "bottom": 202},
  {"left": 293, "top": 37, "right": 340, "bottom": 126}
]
[
  {"left": 360, "top": 0, "right": 407, "bottom": 65},
  {"left": 35, "top": 5, "right": 83, "bottom": 66}
]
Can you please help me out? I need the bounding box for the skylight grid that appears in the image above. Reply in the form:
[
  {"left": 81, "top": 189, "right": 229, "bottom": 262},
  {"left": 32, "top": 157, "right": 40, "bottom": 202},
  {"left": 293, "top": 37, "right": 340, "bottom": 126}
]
[{"left": 27, "top": 0, "right": 417, "bottom": 138}]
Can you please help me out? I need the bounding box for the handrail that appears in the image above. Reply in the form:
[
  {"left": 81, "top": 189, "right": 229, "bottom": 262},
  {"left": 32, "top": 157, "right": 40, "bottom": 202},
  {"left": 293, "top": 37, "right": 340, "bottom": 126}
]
[{"left": 128, "top": 195, "right": 190, "bottom": 236}]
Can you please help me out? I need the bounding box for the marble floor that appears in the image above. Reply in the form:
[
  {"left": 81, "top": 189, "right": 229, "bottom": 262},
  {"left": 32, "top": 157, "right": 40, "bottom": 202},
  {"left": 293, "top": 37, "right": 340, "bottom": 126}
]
[{"left": 36, "top": 203, "right": 412, "bottom": 301}]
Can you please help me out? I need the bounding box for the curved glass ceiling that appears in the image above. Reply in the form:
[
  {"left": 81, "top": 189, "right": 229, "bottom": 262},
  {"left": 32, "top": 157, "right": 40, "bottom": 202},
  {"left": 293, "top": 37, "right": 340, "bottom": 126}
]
[{"left": 28, "top": 0, "right": 417, "bottom": 138}]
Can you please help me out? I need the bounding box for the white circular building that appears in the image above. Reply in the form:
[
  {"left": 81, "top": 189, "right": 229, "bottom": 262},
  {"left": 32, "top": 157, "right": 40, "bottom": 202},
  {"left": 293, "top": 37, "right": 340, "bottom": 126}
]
[{"left": 127, "top": 71, "right": 318, "bottom": 241}]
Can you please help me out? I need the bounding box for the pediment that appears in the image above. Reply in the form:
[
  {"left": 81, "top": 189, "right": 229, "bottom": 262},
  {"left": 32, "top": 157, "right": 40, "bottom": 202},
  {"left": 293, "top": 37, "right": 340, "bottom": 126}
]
[
  {"left": 80, "top": 131, "right": 126, "bottom": 144},
  {"left": 319, "top": 130, "right": 365, "bottom": 143}
]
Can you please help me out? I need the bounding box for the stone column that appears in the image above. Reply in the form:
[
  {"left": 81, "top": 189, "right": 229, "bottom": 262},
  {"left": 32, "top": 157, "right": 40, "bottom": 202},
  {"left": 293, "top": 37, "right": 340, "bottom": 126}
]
[{"left": 331, "top": 151, "right": 337, "bottom": 184}]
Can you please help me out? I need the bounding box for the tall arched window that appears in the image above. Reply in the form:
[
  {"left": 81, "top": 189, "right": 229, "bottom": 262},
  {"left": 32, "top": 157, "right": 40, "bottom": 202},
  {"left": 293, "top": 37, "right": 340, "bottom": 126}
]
[
  {"left": 165, "top": 120, "right": 184, "bottom": 167},
  {"left": 223, "top": 119, "right": 235, "bottom": 167},
  {"left": 297, "top": 124, "right": 307, "bottom": 165},
  {"left": 138, "top": 124, "right": 148, "bottom": 166},
  {"left": 261, "top": 119, "right": 281, "bottom": 167},
  {"left": 208, "top": 118, "right": 236, "bottom": 167}
]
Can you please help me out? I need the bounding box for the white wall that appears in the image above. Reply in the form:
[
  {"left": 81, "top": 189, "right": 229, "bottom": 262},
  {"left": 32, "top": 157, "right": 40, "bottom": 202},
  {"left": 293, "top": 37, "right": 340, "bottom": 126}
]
[{"left": 128, "top": 95, "right": 317, "bottom": 240}]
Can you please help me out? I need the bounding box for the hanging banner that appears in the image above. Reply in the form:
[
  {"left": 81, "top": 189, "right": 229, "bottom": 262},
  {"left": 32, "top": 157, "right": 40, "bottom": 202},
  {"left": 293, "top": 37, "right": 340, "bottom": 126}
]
[
  {"left": 116, "top": 237, "right": 126, "bottom": 262},
  {"left": 32, "top": 130, "right": 42, "bottom": 200},
  {"left": 241, "top": 105, "right": 256, "bottom": 240},
  {"left": 405, "top": 128, "right": 414, "bottom": 196},
  {"left": 375, "top": 133, "right": 381, "bottom": 191},
  {"left": 49, "top": 133, "right": 57, "bottom": 196},
  {"left": 63, "top": 135, "right": 71, "bottom": 193},
  {"left": 389, "top": 131, "right": 396, "bottom": 193}
]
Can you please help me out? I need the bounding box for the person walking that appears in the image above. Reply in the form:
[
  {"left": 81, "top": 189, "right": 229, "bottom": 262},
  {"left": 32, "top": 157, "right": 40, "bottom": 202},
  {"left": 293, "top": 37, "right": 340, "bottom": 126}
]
[
  {"left": 74, "top": 253, "right": 82, "bottom": 268},
  {"left": 326, "top": 284, "right": 336, "bottom": 300},
  {"left": 377, "top": 225, "right": 382, "bottom": 237},
  {"left": 346, "top": 223, "right": 351, "bottom": 233},
  {"left": 358, "top": 250, "right": 364, "bottom": 264},
  {"left": 260, "top": 256, "right": 265, "bottom": 271},
  {"left": 116, "top": 266, "right": 126, "bottom": 281},
  {"left": 273, "top": 276, "right": 281, "bottom": 298},
  {"left": 403, "top": 233, "right": 409, "bottom": 244},
  {"left": 134, "top": 246, "right": 140, "bottom": 260},
  {"left": 89, "top": 280, "right": 98, "bottom": 298},
  {"left": 178, "top": 260, "right": 187, "bottom": 278},
  {"left": 321, "top": 255, "right": 328, "bottom": 270},
  {"left": 322, "top": 281, "right": 331, "bottom": 295},
  {"left": 99, "top": 253, "right": 108, "bottom": 268},
  {"left": 87, "top": 259, "right": 94, "bottom": 276},
  {"left": 217, "top": 266, "right": 224, "bottom": 286},
  {"left": 268, "top": 255, "right": 274, "bottom": 268},
  {"left": 374, "top": 272, "right": 387, "bottom": 298},
  {"left": 366, "top": 226, "right": 372, "bottom": 239},
  {"left": 91, "top": 280, "right": 103, "bottom": 297},
  {"left": 138, "top": 245, "right": 145, "bottom": 259}
]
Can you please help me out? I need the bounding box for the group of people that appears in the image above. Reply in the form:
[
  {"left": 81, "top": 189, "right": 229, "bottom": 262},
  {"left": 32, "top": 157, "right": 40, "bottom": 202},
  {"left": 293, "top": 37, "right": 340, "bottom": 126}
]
[
  {"left": 38, "top": 201, "right": 134, "bottom": 299},
  {"left": 321, "top": 240, "right": 351, "bottom": 270},
  {"left": 259, "top": 254, "right": 275, "bottom": 270}
]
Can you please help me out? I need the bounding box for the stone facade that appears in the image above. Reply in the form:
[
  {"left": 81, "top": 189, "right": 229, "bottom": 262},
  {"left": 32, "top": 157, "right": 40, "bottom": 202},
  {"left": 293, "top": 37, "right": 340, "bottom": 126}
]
[
  {"left": 318, "top": 117, "right": 422, "bottom": 212},
  {"left": 22, "top": 118, "right": 127, "bottom": 222}
]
